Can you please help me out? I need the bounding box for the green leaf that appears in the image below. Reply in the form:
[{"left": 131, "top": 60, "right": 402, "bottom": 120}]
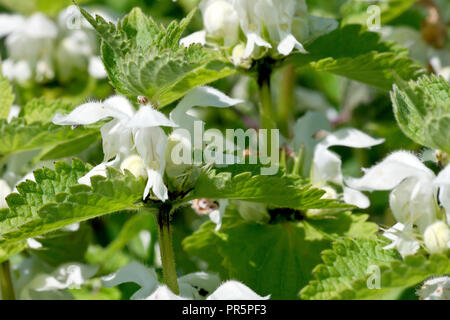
[
  {"left": 0, "top": 241, "right": 26, "bottom": 264},
  {"left": 341, "top": 0, "right": 417, "bottom": 26},
  {"left": 0, "top": 159, "right": 146, "bottom": 245},
  {"left": 80, "top": 7, "right": 236, "bottom": 108},
  {"left": 22, "top": 98, "right": 73, "bottom": 124},
  {"left": 183, "top": 207, "right": 378, "bottom": 299},
  {"left": 0, "top": 0, "right": 90, "bottom": 16},
  {"left": 287, "top": 25, "right": 425, "bottom": 90},
  {"left": 0, "top": 64, "right": 14, "bottom": 120},
  {"left": 391, "top": 74, "right": 450, "bottom": 153},
  {"left": 29, "top": 224, "right": 93, "bottom": 267},
  {"left": 0, "top": 118, "right": 100, "bottom": 158},
  {"left": 184, "top": 164, "right": 352, "bottom": 210},
  {"left": 300, "top": 238, "right": 450, "bottom": 300}
]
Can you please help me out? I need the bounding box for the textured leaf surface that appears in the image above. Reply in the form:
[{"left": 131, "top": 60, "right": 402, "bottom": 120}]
[
  {"left": 183, "top": 207, "right": 378, "bottom": 299},
  {"left": 185, "top": 165, "right": 352, "bottom": 210},
  {"left": 300, "top": 238, "right": 450, "bottom": 300},
  {"left": 0, "top": 159, "right": 146, "bottom": 244},
  {"left": 0, "top": 241, "right": 26, "bottom": 264},
  {"left": 287, "top": 25, "right": 425, "bottom": 90},
  {"left": 391, "top": 75, "right": 450, "bottom": 152},
  {"left": 81, "top": 7, "right": 236, "bottom": 108}
]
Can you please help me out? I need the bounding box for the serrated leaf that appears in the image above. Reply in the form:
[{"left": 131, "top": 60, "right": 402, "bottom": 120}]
[
  {"left": 0, "top": 119, "right": 100, "bottom": 158},
  {"left": 22, "top": 98, "right": 73, "bottom": 124},
  {"left": 287, "top": 25, "right": 425, "bottom": 90},
  {"left": 184, "top": 164, "right": 352, "bottom": 210},
  {"left": 81, "top": 7, "right": 236, "bottom": 108},
  {"left": 183, "top": 207, "right": 378, "bottom": 299},
  {"left": 391, "top": 75, "right": 450, "bottom": 153},
  {"left": 0, "top": 64, "right": 14, "bottom": 120},
  {"left": 300, "top": 238, "right": 450, "bottom": 300},
  {"left": 341, "top": 0, "right": 417, "bottom": 26},
  {"left": 0, "top": 159, "right": 146, "bottom": 245}
]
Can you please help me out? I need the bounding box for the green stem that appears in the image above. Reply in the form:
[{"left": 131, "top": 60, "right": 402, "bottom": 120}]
[
  {"left": 156, "top": 204, "right": 179, "bottom": 295},
  {"left": 258, "top": 76, "right": 276, "bottom": 131},
  {"left": 0, "top": 261, "right": 15, "bottom": 300},
  {"left": 277, "top": 64, "right": 295, "bottom": 138}
]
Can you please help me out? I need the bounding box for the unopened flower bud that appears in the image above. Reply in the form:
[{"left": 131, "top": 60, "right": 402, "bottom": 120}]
[
  {"left": 423, "top": 221, "right": 450, "bottom": 254},
  {"left": 120, "top": 155, "right": 147, "bottom": 179},
  {"left": 202, "top": 0, "right": 239, "bottom": 46}
]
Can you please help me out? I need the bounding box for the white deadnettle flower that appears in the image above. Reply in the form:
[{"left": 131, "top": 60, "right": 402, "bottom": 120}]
[
  {"left": 201, "top": 0, "right": 240, "bottom": 46},
  {"left": 346, "top": 152, "right": 442, "bottom": 232},
  {"left": 183, "top": 0, "right": 335, "bottom": 59},
  {"left": 382, "top": 223, "right": 420, "bottom": 258},
  {"left": 0, "top": 179, "right": 12, "bottom": 209},
  {"left": 423, "top": 221, "right": 450, "bottom": 254},
  {"left": 18, "top": 262, "right": 98, "bottom": 300},
  {"left": 166, "top": 86, "right": 243, "bottom": 177},
  {"left": 232, "top": 0, "right": 308, "bottom": 57},
  {"left": 53, "top": 95, "right": 177, "bottom": 201},
  {"left": 310, "top": 128, "right": 384, "bottom": 208},
  {"left": 0, "top": 13, "right": 58, "bottom": 83},
  {"left": 417, "top": 276, "right": 450, "bottom": 300}
]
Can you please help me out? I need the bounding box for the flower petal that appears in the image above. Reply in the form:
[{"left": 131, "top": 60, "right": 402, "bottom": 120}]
[
  {"left": 346, "top": 151, "right": 435, "bottom": 191},
  {"left": 277, "top": 34, "right": 307, "bottom": 55},
  {"left": 343, "top": 187, "right": 370, "bottom": 209},
  {"left": 207, "top": 281, "right": 270, "bottom": 300},
  {"left": 243, "top": 32, "right": 272, "bottom": 58},
  {"left": 53, "top": 95, "right": 135, "bottom": 125},
  {"left": 311, "top": 145, "right": 342, "bottom": 186},
  {"left": 127, "top": 105, "right": 177, "bottom": 129},
  {"left": 180, "top": 30, "right": 206, "bottom": 47},
  {"left": 321, "top": 128, "right": 384, "bottom": 149}
]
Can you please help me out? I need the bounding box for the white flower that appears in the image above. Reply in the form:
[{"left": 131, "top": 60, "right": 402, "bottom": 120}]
[
  {"left": 0, "top": 179, "right": 12, "bottom": 209},
  {"left": 201, "top": 0, "right": 240, "bottom": 46},
  {"left": 0, "top": 13, "right": 58, "bottom": 83},
  {"left": 382, "top": 223, "right": 420, "bottom": 258},
  {"left": 417, "top": 276, "right": 450, "bottom": 300},
  {"left": 346, "top": 151, "right": 441, "bottom": 231},
  {"left": 18, "top": 263, "right": 98, "bottom": 300},
  {"left": 53, "top": 95, "right": 177, "bottom": 201},
  {"left": 423, "top": 221, "right": 450, "bottom": 254},
  {"left": 311, "top": 128, "right": 384, "bottom": 208},
  {"left": 232, "top": 0, "right": 307, "bottom": 57}
]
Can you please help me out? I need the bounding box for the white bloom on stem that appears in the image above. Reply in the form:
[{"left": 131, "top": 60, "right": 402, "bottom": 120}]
[
  {"left": 311, "top": 128, "right": 384, "bottom": 208},
  {"left": 346, "top": 151, "right": 441, "bottom": 232},
  {"left": 52, "top": 95, "right": 177, "bottom": 201},
  {"left": 382, "top": 223, "right": 420, "bottom": 258},
  {"left": 0, "top": 13, "right": 58, "bottom": 83},
  {"left": 201, "top": 0, "right": 240, "bottom": 46},
  {"left": 423, "top": 221, "right": 450, "bottom": 254}
]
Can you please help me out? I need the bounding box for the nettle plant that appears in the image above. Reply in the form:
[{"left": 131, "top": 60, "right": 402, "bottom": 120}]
[{"left": 0, "top": 0, "right": 449, "bottom": 300}]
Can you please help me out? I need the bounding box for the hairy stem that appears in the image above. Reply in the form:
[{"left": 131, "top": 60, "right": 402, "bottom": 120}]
[
  {"left": 0, "top": 261, "right": 15, "bottom": 300},
  {"left": 156, "top": 204, "right": 179, "bottom": 294}
]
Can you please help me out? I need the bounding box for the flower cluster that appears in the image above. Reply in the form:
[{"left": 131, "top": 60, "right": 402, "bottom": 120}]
[
  {"left": 181, "top": 0, "right": 337, "bottom": 65},
  {"left": 347, "top": 151, "right": 450, "bottom": 257},
  {"left": 0, "top": 5, "right": 112, "bottom": 84}
]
